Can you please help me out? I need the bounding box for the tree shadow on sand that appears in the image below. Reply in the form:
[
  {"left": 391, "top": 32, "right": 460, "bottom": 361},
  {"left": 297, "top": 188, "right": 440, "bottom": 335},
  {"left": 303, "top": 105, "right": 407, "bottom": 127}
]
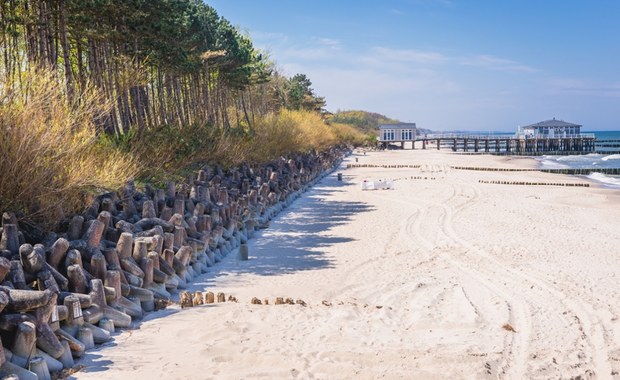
[
  {"left": 193, "top": 173, "right": 373, "bottom": 285},
  {"left": 73, "top": 173, "right": 370, "bottom": 376}
]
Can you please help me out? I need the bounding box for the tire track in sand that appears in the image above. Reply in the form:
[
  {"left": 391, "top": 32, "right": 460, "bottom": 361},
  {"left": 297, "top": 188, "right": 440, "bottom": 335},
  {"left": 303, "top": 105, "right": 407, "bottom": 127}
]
[
  {"left": 366, "top": 187, "right": 531, "bottom": 379},
  {"left": 439, "top": 181, "right": 613, "bottom": 379}
]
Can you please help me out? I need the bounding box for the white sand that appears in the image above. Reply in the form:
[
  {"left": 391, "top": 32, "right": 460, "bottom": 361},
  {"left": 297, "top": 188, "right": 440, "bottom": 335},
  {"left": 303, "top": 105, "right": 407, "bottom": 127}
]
[{"left": 75, "top": 149, "right": 620, "bottom": 380}]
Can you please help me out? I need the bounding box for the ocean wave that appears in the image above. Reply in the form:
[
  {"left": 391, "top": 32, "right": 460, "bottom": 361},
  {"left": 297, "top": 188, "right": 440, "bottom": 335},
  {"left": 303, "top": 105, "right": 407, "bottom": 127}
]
[
  {"left": 539, "top": 160, "right": 569, "bottom": 169},
  {"left": 587, "top": 172, "right": 620, "bottom": 188},
  {"left": 556, "top": 153, "right": 601, "bottom": 162},
  {"left": 601, "top": 154, "right": 620, "bottom": 161}
]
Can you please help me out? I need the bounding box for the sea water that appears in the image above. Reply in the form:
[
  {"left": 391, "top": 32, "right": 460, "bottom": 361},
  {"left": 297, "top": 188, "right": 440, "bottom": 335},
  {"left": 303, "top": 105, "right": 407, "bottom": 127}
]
[{"left": 538, "top": 130, "right": 620, "bottom": 189}]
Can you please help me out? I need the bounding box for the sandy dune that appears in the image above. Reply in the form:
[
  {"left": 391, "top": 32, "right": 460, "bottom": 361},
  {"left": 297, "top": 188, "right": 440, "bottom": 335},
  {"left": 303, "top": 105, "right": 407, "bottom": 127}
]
[{"left": 75, "top": 149, "right": 620, "bottom": 380}]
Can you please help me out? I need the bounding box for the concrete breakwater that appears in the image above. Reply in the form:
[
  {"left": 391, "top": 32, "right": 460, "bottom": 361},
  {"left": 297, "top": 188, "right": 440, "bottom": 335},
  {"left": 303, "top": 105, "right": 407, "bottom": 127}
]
[{"left": 0, "top": 146, "right": 348, "bottom": 379}]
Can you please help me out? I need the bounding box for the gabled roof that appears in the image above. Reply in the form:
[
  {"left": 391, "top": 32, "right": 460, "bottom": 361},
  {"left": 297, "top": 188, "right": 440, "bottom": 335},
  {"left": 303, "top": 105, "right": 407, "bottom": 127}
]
[{"left": 522, "top": 118, "right": 581, "bottom": 129}]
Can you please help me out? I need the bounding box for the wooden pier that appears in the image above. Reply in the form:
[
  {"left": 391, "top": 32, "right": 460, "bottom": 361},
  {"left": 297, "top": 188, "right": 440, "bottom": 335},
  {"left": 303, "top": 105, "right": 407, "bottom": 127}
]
[
  {"left": 594, "top": 139, "right": 620, "bottom": 154},
  {"left": 415, "top": 134, "right": 597, "bottom": 155}
]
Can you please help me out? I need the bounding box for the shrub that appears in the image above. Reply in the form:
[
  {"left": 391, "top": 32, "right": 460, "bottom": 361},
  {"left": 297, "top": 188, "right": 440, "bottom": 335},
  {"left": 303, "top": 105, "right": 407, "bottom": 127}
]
[
  {"left": 101, "top": 123, "right": 249, "bottom": 184},
  {"left": 0, "top": 68, "right": 139, "bottom": 227},
  {"left": 248, "top": 109, "right": 363, "bottom": 163}
]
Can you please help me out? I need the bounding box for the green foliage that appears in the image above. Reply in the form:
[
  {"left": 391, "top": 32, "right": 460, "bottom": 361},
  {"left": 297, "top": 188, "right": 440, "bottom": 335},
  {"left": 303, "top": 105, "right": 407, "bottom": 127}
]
[
  {"left": 0, "top": 0, "right": 384, "bottom": 232},
  {"left": 97, "top": 129, "right": 138, "bottom": 152},
  {"left": 285, "top": 73, "right": 326, "bottom": 112},
  {"left": 328, "top": 110, "right": 401, "bottom": 135}
]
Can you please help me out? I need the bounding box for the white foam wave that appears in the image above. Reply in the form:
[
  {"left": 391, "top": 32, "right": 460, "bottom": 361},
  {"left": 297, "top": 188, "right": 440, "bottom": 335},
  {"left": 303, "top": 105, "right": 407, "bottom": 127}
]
[
  {"left": 601, "top": 154, "right": 620, "bottom": 161},
  {"left": 557, "top": 153, "right": 601, "bottom": 162},
  {"left": 540, "top": 160, "right": 568, "bottom": 169},
  {"left": 587, "top": 172, "right": 620, "bottom": 188}
]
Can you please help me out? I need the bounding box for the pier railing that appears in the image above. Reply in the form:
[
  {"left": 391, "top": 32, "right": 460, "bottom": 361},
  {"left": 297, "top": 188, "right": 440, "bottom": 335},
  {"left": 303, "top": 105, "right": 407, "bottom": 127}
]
[{"left": 418, "top": 133, "right": 596, "bottom": 140}]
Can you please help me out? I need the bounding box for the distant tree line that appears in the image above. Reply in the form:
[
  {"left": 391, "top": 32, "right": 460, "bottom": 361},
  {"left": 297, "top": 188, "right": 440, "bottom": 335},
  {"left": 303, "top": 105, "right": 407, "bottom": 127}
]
[{"left": 0, "top": 0, "right": 325, "bottom": 134}]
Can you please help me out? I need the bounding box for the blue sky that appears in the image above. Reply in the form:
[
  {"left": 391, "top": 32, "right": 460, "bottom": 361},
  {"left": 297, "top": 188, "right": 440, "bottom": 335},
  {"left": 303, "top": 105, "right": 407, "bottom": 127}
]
[{"left": 208, "top": 0, "right": 620, "bottom": 131}]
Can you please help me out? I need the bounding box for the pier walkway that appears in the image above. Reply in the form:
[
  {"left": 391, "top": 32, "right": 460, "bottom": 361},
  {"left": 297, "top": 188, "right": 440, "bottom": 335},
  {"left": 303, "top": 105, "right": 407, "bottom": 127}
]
[{"left": 412, "top": 133, "right": 597, "bottom": 155}]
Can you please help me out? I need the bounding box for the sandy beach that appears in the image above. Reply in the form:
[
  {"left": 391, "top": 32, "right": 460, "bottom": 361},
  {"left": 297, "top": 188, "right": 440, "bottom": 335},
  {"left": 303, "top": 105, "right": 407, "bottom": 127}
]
[{"left": 75, "top": 149, "right": 620, "bottom": 380}]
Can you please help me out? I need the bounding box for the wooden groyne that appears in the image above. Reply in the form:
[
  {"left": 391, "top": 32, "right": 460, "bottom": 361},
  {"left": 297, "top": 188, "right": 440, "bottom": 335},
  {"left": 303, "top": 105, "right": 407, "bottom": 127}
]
[
  {"left": 595, "top": 143, "right": 620, "bottom": 148},
  {"left": 450, "top": 166, "right": 538, "bottom": 172},
  {"left": 540, "top": 168, "right": 620, "bottom": 175},
  {"left": 0, "top": 147, "right": 348, "bottom": 379},
  {"left": 478, "top": 180, "right": 589, "bottom": 187},
  {"left": 346, "top": 164, "right": 421, "bottom": 169},
  {"left": 347, "top": 164, "right": 620, "bottom": 175},
  {"left": 451, "top": 166, "right": 620, "bottom": 175}
]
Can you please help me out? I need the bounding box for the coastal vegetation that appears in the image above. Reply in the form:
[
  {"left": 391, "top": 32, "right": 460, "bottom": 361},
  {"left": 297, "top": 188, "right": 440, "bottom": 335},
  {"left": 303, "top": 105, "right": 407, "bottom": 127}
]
[
  {"left": 329, "top": 110, "right": 400, "bottom": 135},
  {"left": 0, "top": 0, "right": 375, "bottom": 227}
]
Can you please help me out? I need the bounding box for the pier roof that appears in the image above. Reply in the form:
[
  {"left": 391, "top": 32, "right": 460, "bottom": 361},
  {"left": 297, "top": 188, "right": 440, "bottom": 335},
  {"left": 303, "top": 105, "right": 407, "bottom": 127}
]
[
  {"left": 522, "top": 118, "right": 581, "bottom": 128},
  {"left": 379, "top": 123, "right": 416, "bottom": 130}
]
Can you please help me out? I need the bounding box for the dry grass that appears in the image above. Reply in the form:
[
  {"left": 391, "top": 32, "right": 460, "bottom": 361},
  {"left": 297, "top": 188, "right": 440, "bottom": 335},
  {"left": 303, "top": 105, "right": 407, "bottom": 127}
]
[
  {"left": 248, "top": 109, "right": 365, "bottom": 163},
  {"left": 107, "top": 109, "right": 368, "bottom": 183},
  {"left": 330, "top": 121, "right": 372, "bottom": 146},
  {"left": 0, "top": 68, "right": 139, "bottom": 227},
  {"left": 0, "top": 70, "right": 366, "bottom": 230},
  {"left": 117, "top": 123, "right": 248, "bottom": 184}
]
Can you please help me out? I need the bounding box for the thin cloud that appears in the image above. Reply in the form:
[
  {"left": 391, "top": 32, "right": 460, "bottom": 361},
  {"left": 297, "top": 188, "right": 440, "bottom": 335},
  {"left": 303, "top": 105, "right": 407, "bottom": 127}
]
[
  {"left": 371, "top": 47, "right": 450, "bottom": 64},
  {"left": 389, "top": 8, "right": 406, "bottom": 16},
  {"left": 549, "top": 78, "right": 620, "bottom": 97},
  {"left": 279, "top": 47, "right": 336, "bottom": 61},
  {"left": 277, "top": 37, "right": 344, "bottom": 62},
  {"left": 249, "top": 31, "right": 289, "bottom": 44},
  {"left": 368, "top": 47, "right": 537, "bottom": 75},
  {"left": 314, "top": 37, "right": 342, "bottom": 48},
  {"left": 405, "top": 0, "right": 455, "bottom": 8},
  {"left": 459, "top": 55, "right": 539, "bottom": 73}
]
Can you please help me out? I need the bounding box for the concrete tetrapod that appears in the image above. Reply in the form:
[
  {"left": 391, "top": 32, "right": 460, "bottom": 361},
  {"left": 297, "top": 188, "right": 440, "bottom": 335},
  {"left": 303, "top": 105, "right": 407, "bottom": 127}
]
[
  {"left": 0, "top": 148, "right": 349, "bottom": 378},
  {"left": 100, "top": 272, "right": 133, "bottom": 328}
]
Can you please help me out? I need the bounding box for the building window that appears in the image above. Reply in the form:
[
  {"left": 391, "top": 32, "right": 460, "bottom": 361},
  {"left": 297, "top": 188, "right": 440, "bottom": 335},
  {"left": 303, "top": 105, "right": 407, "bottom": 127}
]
[
  {"left": 383, "top": 129, "right": 395, "bottom": 141},
  {"left": 402, "top": 129, "right": 413, "bottom": 140}
]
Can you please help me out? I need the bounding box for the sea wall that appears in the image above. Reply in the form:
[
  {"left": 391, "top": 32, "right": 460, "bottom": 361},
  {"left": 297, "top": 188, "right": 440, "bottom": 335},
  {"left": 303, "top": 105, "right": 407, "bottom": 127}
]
[{"left": 0, "top": 146, "right": 349, "bottom": 379}]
